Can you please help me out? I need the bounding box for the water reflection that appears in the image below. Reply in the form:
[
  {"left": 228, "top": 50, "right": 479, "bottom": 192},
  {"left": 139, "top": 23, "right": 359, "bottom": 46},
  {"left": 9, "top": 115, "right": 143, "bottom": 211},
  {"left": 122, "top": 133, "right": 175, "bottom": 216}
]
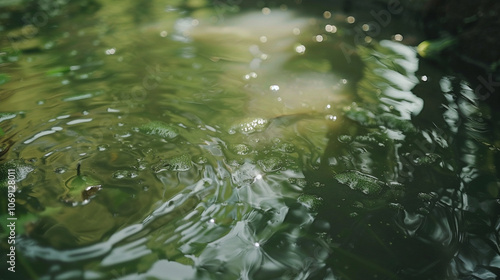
[{"left": 1, "top": 1, "right": 499, "bottom": 280}]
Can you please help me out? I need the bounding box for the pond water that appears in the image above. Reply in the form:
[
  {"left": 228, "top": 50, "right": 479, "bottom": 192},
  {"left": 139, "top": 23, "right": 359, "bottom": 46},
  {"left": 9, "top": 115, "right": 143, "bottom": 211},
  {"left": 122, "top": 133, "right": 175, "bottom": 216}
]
[{"left": 1, "top": 1, "right": 499, "bottom": 279}]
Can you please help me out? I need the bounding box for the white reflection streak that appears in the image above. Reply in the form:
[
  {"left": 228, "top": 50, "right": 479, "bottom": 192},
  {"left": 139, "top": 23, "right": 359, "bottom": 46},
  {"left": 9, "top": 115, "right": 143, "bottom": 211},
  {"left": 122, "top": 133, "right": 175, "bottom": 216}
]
[
  {"left": 101, "top": 238, "right": 151, "bottom": 266},
  {"left": 66, "top": 118, "right": 93, "bottom": 125},
  {"left": 23, "top": 127, "right": 63, "bottom": 144}
]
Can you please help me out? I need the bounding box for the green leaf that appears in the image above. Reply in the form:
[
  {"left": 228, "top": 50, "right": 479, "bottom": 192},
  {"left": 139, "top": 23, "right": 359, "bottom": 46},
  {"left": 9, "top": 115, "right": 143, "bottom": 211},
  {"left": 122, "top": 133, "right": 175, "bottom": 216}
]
[{"left": 62, "top": 174, "right": 101, "bottom": 205}]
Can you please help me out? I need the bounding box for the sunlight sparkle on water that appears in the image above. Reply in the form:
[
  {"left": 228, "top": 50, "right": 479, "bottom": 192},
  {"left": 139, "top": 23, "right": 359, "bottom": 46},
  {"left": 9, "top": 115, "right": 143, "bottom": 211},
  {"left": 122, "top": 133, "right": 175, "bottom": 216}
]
[
  {"left": 105, "top": 48, "right": 116, "bottom": 55},
  {"left": 393, "top": 34, "right": 404, "bottom": 41},
  {"left": 244, "top": 72, "right": 258, "bottom": 80},
  {"left": 325, "top": 24, "right": 337, "bottom": 33},
  {"left": 270, "top": 85, "right": 280, "bottom": 92},
  {"left": 66, "top": 118, "right": 93, "bottom": 125},
  {"left": 295, "top": 44, "right": 306, "bottom": 54},
  {"left": 326, "top": 115, "right": 337, "bottom": 121}
]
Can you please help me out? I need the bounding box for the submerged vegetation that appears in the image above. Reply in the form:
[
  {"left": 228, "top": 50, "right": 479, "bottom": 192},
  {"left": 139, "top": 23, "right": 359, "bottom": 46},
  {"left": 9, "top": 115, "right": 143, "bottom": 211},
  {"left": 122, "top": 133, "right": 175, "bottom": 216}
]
[{"left": 0, "top": 0, "right": 499, "bottom": 279}]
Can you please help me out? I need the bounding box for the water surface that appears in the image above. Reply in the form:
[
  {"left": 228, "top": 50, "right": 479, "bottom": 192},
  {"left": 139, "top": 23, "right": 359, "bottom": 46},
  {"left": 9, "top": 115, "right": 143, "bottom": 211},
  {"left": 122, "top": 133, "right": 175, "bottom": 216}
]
[{"left": 1, "top": 1, "right": 499, "bottom": 279}]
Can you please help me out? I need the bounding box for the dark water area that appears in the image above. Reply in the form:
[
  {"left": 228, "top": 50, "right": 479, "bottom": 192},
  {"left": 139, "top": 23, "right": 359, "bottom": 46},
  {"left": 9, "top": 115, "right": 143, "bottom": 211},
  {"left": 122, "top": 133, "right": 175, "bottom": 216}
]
[{"left": 0, "top": 0, "right": 499, "bottom": 279}]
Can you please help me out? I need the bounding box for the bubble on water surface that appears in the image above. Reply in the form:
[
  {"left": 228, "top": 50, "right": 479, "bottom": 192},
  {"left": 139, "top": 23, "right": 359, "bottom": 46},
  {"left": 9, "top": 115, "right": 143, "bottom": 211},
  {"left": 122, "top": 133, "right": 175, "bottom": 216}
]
[
  {"left": 334, "top": 170, "right": 384, "bottom": 195},
  {"left": 274, "top": 142, "right": 295, "bottom": 153},
  {"left": 0, "top": 160, "right": 34, "bottom": 187},
  {"left": 231, "top": 118, "right": 268, "bottom": 134},
  {"left": 139, "top": 121, "right": 179, "bottom": 139},
  {"left": 232, "top": 144, "right": 252, "bottom": 155},
  {"left": 153, "top": 154, "right": 192, "bottom": 172},
  {"left": 113, "top": 170, "right": 131, "bottom": 179},
  {"left": 258, "top": 157, "right": 283, "bottom": 172},
  {"left": 269, "top": 85, "right": 280, "bottom": 92},
  {"left": 297, "top": 194, "right": 322, "bottom": 211}
]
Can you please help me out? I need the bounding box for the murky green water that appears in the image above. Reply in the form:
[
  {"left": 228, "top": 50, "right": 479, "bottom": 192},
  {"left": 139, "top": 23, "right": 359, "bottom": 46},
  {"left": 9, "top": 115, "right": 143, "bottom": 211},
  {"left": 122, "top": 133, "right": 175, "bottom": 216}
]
[{"left": 1, "top": 1, "right": 499, "bottom": 279}]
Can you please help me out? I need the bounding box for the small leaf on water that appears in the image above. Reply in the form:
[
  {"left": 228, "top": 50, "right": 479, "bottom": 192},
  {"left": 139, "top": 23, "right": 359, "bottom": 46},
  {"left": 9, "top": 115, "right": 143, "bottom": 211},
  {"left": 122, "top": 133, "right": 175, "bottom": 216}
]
[{"left": 63, "top": 174, "right": 101, "bottom": 205}]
